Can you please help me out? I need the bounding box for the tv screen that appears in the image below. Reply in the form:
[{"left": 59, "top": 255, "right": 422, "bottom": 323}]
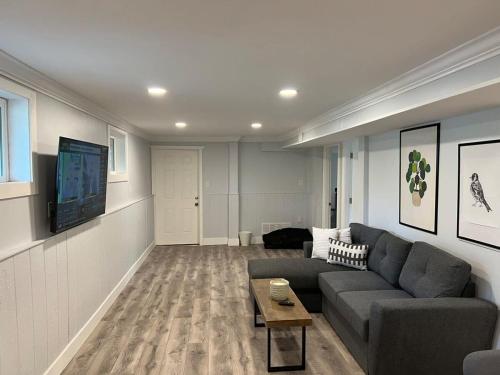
[{"left": 51, "top": 137, "right": 109, "bottom": 233}]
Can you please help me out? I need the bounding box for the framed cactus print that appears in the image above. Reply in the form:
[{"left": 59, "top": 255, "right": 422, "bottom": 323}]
[
  {"left": 399, "top": 123, "right": 440, "bottom": 234},
  {"left": 457, "top": 139, "right": 500, "bottom": 250}
]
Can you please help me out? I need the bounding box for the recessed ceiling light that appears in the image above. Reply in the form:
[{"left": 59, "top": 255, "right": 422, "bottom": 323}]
[
  {"left": 251, "top": 122, "right": 262, "bottom": 129},
  {"left": 148, "top": 87, "right": 167, "bottom": 97},
  {"left": 279, "top": 88, "right": 298, "bottom": 98},
  {"left": 175, "top": 122, "right": 187, "bottom": 129}
]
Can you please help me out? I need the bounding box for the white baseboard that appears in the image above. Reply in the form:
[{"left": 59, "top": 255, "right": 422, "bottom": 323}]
[
  {"left": 201, "top": 237, "right": 228, "bottom": 245},
  {"left": 251, "top": 235, "right": 264, "bottom": 244},
  {"left": 43, "top": 241, "right": 156, "bottom": 375},
  {"left": 227, "top": 238, "right": 240, "bottom": 246}
]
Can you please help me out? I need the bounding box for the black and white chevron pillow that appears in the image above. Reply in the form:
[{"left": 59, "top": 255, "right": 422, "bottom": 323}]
[{"left": 327, "top": 239, "right": 368, "bottom": 270}]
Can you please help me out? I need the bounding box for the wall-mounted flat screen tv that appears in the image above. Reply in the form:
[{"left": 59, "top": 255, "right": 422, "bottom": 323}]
[{"left": 50, "top": 137, "right": 109, "bottom": 233}]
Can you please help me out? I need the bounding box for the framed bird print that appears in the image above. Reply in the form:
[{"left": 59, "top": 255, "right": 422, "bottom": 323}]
[
  {"left": 458, "top": 139, "right": 500, "bottom": 250},
  {"left": 399, "top": 123, "right": 440, "bottom": 234}
]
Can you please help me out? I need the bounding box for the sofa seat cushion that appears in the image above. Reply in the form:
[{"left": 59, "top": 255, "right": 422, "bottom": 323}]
[
  {"left": 248, "top": 258, "right": 352, "bottom": 290},
  {"left": 367, "top": 232, "right": 412, "bottom": 287},
  {"left": 318, "top": 271, "right": 395, "bottom": 303},
  {"left": 399, "top": 242, "right": 472, "bottom": 298},
  {"left": 336, "top": 289, "right": 413, "bottom": 341}
]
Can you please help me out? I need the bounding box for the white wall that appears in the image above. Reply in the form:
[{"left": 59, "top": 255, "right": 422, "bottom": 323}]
[
  {"left": 368, "top": 106, "right": 500, "bottom": 347},
  {"left": 0, "top": 92, "right": 154, "bottom": 374}
]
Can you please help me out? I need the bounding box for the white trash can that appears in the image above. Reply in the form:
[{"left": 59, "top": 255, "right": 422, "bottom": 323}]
[{"left": 239, "top": 231, "right": 252, "bottom": 246}]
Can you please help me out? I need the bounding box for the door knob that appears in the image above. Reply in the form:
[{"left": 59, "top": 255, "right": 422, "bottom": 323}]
[{"left": 195, "top": 202, "right": 199, "bottom": 207}]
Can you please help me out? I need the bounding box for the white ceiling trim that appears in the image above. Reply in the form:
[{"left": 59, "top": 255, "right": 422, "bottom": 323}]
[
  {"left": 0, "top": 49, "right": 150, "bottom": 140},
  {"left": 151, "top": 132, "right": 302, "bottom": 144},
  {"left": 288, "top": 26, "right": 500, "bottom": 147},
  {"left": 149, "top": 135, "right": 242, "bottom": 143},
  {"left": 240, "top": 128, "right": 300, "bottom": 143}
]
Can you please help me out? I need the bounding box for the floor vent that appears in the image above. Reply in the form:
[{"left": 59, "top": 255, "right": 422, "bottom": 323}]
[{"left": 261, "top": 222, "right": 291, "bottom": 235}]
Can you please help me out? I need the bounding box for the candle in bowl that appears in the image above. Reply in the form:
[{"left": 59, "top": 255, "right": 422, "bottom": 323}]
[{"left": 269, "top": 278, "right": 290, "bottom": 301}]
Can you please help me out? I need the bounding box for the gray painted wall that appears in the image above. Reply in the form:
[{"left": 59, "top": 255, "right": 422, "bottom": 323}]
[
  {"left": 368, "top": 106, "right": 500, "bottom": 347},
  {"left": 306, "top": 147, "right": 324, "bottom": 229},
  {"left": 0, "top": 92, "right": 152, "bottom": 253},
  {"left": 202, "top": 143, "right": 230, "bottom": 238},
  {"left": 239, "top": 143, "right": 323, "bottom": 238},
  {"left": 152, "top": 141, "right": 324, "bottom": 241}
]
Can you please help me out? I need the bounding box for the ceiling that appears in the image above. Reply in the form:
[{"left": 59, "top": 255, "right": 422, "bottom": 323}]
[{"left": 1, "top": 0, "right": 500, "bottom": 137}]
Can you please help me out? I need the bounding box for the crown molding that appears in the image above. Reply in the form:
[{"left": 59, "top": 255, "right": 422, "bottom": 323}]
[
  {"left": 240, "top": 128, "right": 301, "bottom": 144},
  {"left": 289, "top": 26, "right": 500, "bottom": 146},
  {"left": 152, "top": 131, "right": 301, "bottom": 145},
  {"left": 149, "top": 135, "right": 242, "bottom": 143},
  {"left": 0, "top": 49, "right": 150, "bottom": 140}
]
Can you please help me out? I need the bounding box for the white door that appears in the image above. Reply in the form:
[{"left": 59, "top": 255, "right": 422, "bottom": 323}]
[{"left": 152, "top": 149, "right": 199, "bottom": 245}]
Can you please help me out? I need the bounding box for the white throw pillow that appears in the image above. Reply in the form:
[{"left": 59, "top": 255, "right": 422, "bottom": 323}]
[
  {"left": 327, "top": 239, "right": 368, "bottom": 270},
  {"left": 312, "top": 227, "right": 339, "bottom": 260},
  {"left": 338, "top": 227, "right": 352, "bottom": 244}
]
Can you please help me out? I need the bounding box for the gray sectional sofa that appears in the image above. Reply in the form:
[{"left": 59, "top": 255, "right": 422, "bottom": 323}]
[{"left": 247, "top": 223, "right": 498, "bottom": 375}]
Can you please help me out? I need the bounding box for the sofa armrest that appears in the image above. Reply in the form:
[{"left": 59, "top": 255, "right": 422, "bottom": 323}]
[
  {"left": 464, "top": 350, "right": 500, "bottom": 375},
  {"left": 303, "top": 241, "right": 313, "bottom": 258},
  {"left": 369, "top": 298, "right": 497, "bottom": 375}
]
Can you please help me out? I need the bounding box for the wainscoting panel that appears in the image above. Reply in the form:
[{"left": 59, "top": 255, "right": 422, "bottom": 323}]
[
  {"left": 0, "top": 196, "right": 154, "bottom": 375},
  {"left": 31, "top": 245, "right": 49, "bottom": 375},
  {"left": 14, "top": 251, "right": 36, "bottom": 375},
  {"left": 0, "top": 257, "right": 19, "bottom": 375}
]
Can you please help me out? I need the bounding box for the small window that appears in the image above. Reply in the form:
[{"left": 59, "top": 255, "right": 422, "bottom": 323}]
[
  {"left": 108, "top": 125, "right": 128, "bottom": 182},
  {"left": 0, "top": 76, "right": 37, "bottom": 200}
]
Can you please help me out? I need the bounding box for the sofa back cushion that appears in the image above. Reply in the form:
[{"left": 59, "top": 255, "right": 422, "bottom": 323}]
[
  {"left": 399, "top": 242, "right": 471, "bottom": 298},
  {"left": 349, "top": 223, "right": 386, "bottom": 251},
  {"left": 368, "top": 233, "right": 412, "bottom": 286}
]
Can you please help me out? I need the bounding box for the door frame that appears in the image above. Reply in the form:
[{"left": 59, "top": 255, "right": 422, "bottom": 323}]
[
  {"left": 322, "top": 144, "right": 342, "bottom": 228},
  {"left": 150, "top": 145, "right": 204, "bottom": 245}
]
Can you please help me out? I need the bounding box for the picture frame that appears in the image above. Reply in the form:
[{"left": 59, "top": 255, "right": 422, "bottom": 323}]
[
  {"left": 457, "top": 139, "right": 500, "bottom": 250},
  {"left": 399, "top": 123, "right": 440, "bottom": 234}
]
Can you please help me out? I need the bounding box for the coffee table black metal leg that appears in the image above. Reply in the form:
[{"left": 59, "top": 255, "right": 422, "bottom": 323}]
[
  {"left": 254, "top": 298, "right": 264, "bottom": 327},
  {"left": 267, "top": 326, "right": 306, "bottom": 372}
]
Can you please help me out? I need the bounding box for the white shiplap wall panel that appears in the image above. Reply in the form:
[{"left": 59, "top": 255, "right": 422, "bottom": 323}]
[
  {"left": 56, "top": 237, "right": 69, "bottom": 352},
  {"left": 44, "top": 239, "right": 60, "bottom": 364},
  {"left": 13, "top": 251, "right": 35, "bottom": 375},
  {"left": 148, "top": 197, "right": 155, "bottom": 246},
  {"left": 30, "top": 245, "right": 48, "bottom": 375},
  {"left": 67, "top": 221, "right": 102, "bottom": 336},
  {"left": 0, "top": 258, "right": 19, "bottom": 375},
  {"left": 0, "top": 196, "right": 154, "bottom": 375},
  {"left": 66, "top": 228, "right": 79, "bottom": 340}
]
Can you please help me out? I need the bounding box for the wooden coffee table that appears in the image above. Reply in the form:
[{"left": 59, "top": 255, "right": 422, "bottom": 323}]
[{"left": 250, "top": 279, "right": 312, "bottom": 372}]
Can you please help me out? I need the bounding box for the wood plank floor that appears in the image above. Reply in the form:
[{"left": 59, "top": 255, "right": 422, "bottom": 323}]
[{"left": 63, "top": 245, "right": 364, "bottom": 375}]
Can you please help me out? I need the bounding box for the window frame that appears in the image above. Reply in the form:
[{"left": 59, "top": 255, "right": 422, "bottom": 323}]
[
  {"left": 0, "top": 76, "right": 38, "bottom": 200},
  {"left": 107, "top": 124, "right": 128, "bottom": 183},
  {"left": 109, "top": 135, "right": 117, "bottom": 173},
  {"left": 0, "top": 97, "right": 8, "bottom": 183}
]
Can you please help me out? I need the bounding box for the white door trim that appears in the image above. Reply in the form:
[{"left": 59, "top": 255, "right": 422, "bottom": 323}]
[{"left": 150, "top": 145, "right": 204, "bottom": 245}]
